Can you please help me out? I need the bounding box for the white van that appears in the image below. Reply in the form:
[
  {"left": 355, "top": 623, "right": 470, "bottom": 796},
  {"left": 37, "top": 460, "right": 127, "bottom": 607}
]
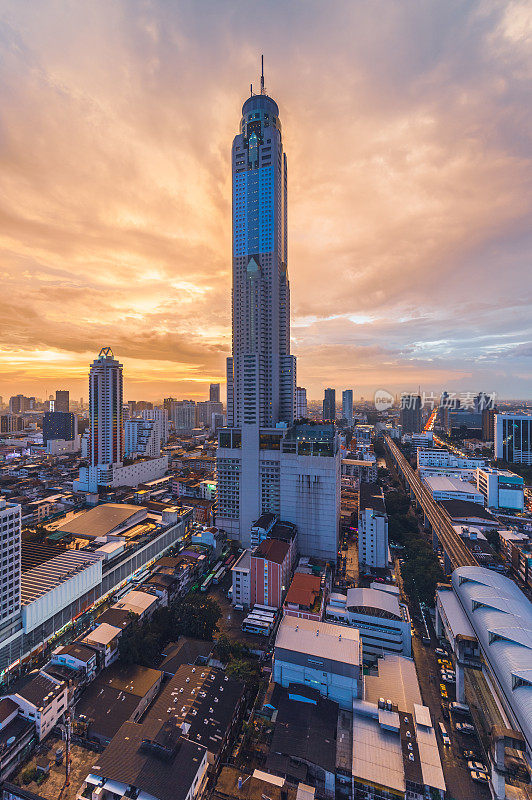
[
  {"left": 450, "top": 702, "right": 470, "bottom": 715},
  {"left": 438, "top": 722, "right": 451, "bottom": 746}
]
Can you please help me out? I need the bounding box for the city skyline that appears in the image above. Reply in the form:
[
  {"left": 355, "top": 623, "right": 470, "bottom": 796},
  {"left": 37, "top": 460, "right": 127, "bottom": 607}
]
[{"left": 0, "top": 1, "right": 531, "bottom": 401}]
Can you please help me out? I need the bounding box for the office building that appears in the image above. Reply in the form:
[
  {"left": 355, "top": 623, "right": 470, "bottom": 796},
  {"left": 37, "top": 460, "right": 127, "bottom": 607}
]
[
  {"left": 0, "top": 499, "right": 21, "bottom": 625},
  {"left": 54, "top": 390, "right": 69, "bottom": 413},
  {"left": 417, "top": 448, "right": 485, "bottom": 469},
  {"left": 42, "top": 411, "right": 77, "bottom": 444},
  {"left": 326, "top": 586, "right": 411, "bottom": 661},
  {"left": 341, "top": 389, "right": 354, "bottom": 424},
  {"left": 296, "top": 386, "right": 307, "bottom": 419},
  {"left": 476, "top": 467, "right": 524, "bottom": 511},
  {"left": 399, "top": 394, "right": 422, "bottom": 433},
  {"left": 273, "top": 615, "right": 362, "bottom": 709},
  {"left": 0, "top": 415, "right": 24, "bottom": 434},
  {"left": 322, "top": 388, "right": 336, "bottom": 421},
  {"left": 482, "top": 406, "right": 496, "bottom": 441},
  {"left": 209, "top": 383, "right": 220, "bottom": 402},
  {"left": 358, "top": 483, "right": 389, "bottom": 572},
  {"left": 8, "top": 395, "right": 32, "bottom": 414},
  {"left": 445, "top": 409, "right": 482, "bottom": 437},
  {"left": 495, "top": 413, "right": 532, "bottom": 464},
  {"left": 167, "top": 399, "right": 196, "bottom": 432},
  {"left": 125, "top": 417, "right": 160, "bottom": 459},
  {"left": 217, "top": 68, "right": 341, "bottom": 559}
]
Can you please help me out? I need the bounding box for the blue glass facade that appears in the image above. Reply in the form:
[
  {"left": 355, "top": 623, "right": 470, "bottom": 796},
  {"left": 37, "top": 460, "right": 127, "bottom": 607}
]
[{"left": 233, "top": 166, "right": 274, "bottom": 256}]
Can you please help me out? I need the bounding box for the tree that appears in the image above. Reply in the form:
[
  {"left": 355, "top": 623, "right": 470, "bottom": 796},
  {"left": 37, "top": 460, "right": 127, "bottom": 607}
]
[
  {"left": 172, "top": 595, "right": 222, "bottom": 640},
  {"left": 226, "top": 658, "right": 261, "bottom": 690}
]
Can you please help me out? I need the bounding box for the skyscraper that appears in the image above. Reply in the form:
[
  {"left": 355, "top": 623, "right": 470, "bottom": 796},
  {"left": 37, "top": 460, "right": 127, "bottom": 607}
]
[
  {"left": 55, "top": 390, "right": 69, "bottom": 413},
  {"left": 296, "top": 387, "right": 307, "bottom": 419},
  {"left": 217, "top": 65, "right": 340, "bottom": 560},
  {"left": 400, "top": 394, "right": 422, "bottom": 434},
  {"left": 0, "top": 498, "right": 21, "bottom": 625},
  {"left": 209, "top": 383, "right": 220, "bottom": 403},
  {"left": 323, "top": 388, "right": 336, "bottom": 421},
  {"left": 342, "top": 389, "right": 354, "bottom": 424},
  {"left": 89, "top": 347, "right": 124, "bottom": 468},
  {"left": 43, "top": 411, "right": 77, "bottom": 443}
]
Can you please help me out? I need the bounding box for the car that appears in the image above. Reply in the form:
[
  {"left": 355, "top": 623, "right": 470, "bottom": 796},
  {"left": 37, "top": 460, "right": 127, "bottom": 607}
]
[
  {"left": 468, "top": 761, "right": 487, "bottom": 772},
  {"left": 456, "top": 722, "right": 475, "bottom": 734},
  {"left": 470, "top": 771, "right": 490, "bottom": 784},
  {"left": 438, "top": 722, "right": 451, "bottom": 747},
  {"left": 435, "top": 647, "right": 447, "bottom": 656},
  {"left": 440, "top": 684, "right": 448, "bottom": 698},
  {"left": 441, "top": 702, "right": 449, "bottom": 720},
  {"left": 463, "top": 750, "right": 477, "bottom": 759}
]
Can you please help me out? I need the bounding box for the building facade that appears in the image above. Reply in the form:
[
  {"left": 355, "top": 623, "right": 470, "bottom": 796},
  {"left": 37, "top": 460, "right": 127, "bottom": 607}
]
[
  {"left": 358, "top": 484, "right": 388, "bottom": 572},
  {"left": 216, "top": 72, "right": 340, "bottom": 560},
  {"left": 0, "top": 499, "right": 21, "bottom": 626},
  {"left": 341, "top": 389, "right": 354, "bottom": 424},
  {"left": 88, "top": 347, "right": 123, "bottom": 469},
  {"left": 400, "top": 394, "right": 422, "bottom": 433},
  {"left": 296, "top": 386, "right": 307, "bottom": 419},
  {"left": 323, "top": 388, "right": 336, "bottom": 422},
  {"left": 495, "top": 413, "right": 532, "bottom": 465},
  {"left": 476, "top": 467, "right": 524, "bottom": 511},
  {"left": 54, "top": 390, "right": 69, "bottom": 413},
  {"left": 42, "top": 411, "right": 77, "bottom": 444}
]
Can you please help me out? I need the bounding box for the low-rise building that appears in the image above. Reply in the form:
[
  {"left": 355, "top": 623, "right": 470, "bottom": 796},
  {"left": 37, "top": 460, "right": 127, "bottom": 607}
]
[
  {"left": 111, "top": 589, "right": 158, "bottom": 620},
  {"left": 7, "top": 671, "right": 68, "bottom": 741},
  {"left": 422, "top": 475, "right": 484, "bottom": 505},
  {"left": 273, "top": 616, "right": 362, "bottom": 710},
  {"left": 231, "top": 549, "right": 251, "bottom": 608},
  {"left": 283, "top": 573, "right": 324, "bottom": 622},
  {"left": 250, "top": 538, "right": 292, "bottom": 610},
  {"left": 476, "top": 467, "right": 525, "bottom": 511},
  {"left": 0, "top": 698, "right": 35, "bottom": 782},
  {"left": 81, "top": 622, "right": 123, "bottom": 668},
  {"left": 325, "top": 587, "right": 411, "bottom": 662},
  {"left": 50, "top": 642, "right": 98, "bottom": 683}
]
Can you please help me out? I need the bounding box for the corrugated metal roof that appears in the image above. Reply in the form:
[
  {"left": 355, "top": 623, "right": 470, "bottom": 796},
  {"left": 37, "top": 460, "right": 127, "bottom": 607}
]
[
  {"left": 453, "top": 567, "right": 532, "bottom": 754},
  {"left": 275, "top": 615, "right": 360, "bottom": 665}
]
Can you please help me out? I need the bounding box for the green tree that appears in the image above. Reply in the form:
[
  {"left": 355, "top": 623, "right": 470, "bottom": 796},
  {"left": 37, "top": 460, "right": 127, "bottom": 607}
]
[
  {"left": 226, "top": 657, "right": 261, "bottom": 690},
  {"left": 172, "top": 595, "right": 222, "bottom": 640}
]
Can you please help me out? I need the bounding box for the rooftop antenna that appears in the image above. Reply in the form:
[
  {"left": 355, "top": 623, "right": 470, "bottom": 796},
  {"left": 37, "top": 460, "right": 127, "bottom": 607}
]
[
  {"left": 260, "top": 54, "right": 265, "bottom": 94},
  {"left": 250, "top": 83, "right": 253, "bottom": 97}
]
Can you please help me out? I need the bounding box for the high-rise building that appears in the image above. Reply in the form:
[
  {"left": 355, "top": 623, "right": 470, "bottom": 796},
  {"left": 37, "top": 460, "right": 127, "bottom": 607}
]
[
  {"left": 342, "top": 389, "right": 354, "bottom": 424},
  {"left": 89, "top": 347, "right": 124, "bottom": 468},
  {"left": 323, "top": 388, "right": 336, "bottom": 421},
  {"left": 400, "top": 394, "right": 422, "bottom": 434},
  {"left": 125, "top": 417, "right": 160, "bottom": 459},
  {"left": 217, "top": 66, "right": 340, "bottom": 560},
  {"left": 0, "top": 415, "right": 24, "bottom": 433},
  {"left": 9, "top": 395, "right": 31, "bottom": 414},
  {"left": 167, "top": 400, "right": 196, "bottom": 433},
  {"left": 43, "top": 411, "right": 77, "bottom": 444},
  {"left": 358, "top": 484, "right": 388, "bottom": 573},
  {"left": 0, "top": 498, "right": 21, "bottom": 624},
  {"left": 196, "top": 400, "right": 223, "bottom": 428},
  {"left": 209, "top": 384, "right": 220, "bottom": 403},
  {"left": 295, "top": 387, "right": 307, "bottom": 419},
  {"left": 140, "top": 408, "right": 169, "bottom": 445},
  {"left": 495, "top": 413, "right": 532, "bottom": 465},
  {"left": 54, "top": 390, "right": 69, "bottom": 413}
]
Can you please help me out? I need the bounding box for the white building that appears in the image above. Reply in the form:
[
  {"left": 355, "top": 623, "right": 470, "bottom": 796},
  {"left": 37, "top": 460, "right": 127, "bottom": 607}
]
[
  {"left": 418, "top": 464, "right": 479, "bottom": 483},
  {"left": 358, "top": 484, "right": 389, "bottom": 572},
  {"left": 326, "top": 587, "right": 411, "bottom": 661},
  {"left": 417, "top": 448, "right": 486, "bottom": 469},
  {"left": 495, "top": 413, "right": 532, "bottom": 464},
  {"left": 167, "top": 400, "right": 196, "bottom": 432},
  {"left": 74, "top": 454, "right": 169, "bottom": 493},
  {"left": 342, "top": 458, "right": 377, "bottom": 483},
  {"left": 0, "top": 498, "right": 21, "bottom": 625},
  {"left": 125, "top": 417, "right": 160, "bottom": 458},
  {"left": 8, "top": 671, "right": 68, "bottom": 740},
  {"left": 476, "top": 467, "right": 525, "bottom": 511},
  {"left": 231, "top": 549, "right": 251, "bottom": 608},
  {"left": 296, "top": 386, "right": 307, "bottom": 419},
  {"left": 140, "top": 407, "right": 169, "bottom": 444},
  {"left": 273, "top": 615, "right": 362, "bottom": 709},
  {"left": 422, "top": 475, "right": 484, "bottom": 504},
  {"left": 88, "top": 347, "right": 123, "bottom": 469}
]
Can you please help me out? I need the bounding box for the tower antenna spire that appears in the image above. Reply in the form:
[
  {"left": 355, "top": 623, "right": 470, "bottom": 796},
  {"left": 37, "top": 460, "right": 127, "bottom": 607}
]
[
  {"left": 260, "top": 54, "right": 264, "bottom": 94},
  {"left": 250, "top": 83, "right": 253, "bottom": 97}
]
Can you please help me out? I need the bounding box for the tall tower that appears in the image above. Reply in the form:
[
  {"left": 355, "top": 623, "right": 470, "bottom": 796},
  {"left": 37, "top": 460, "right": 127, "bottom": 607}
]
[
  {"left": 55, "top": 390, "right": 70, "bottom": 413},
  {"left": 226, "top": 60, "right": 295, "bottom": 429},
  {"left": 209, "top": 383, "right": 220, "bottom": 403},
  {"left": 217, "top": 63, "right": 340, "bottom": 560},
  {"left": 323, "top": 388, "right": 336, "bottom": 421},
  {"left": 342, "top": 389, "right": 354, "bottom": 424},
  {"left": 89, "top": 347, "right": 123, "bottom": 468}
]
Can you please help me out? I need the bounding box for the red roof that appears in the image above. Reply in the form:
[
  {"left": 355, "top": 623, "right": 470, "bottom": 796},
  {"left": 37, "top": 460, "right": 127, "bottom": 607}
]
[
  {"left": 284, "top": 572, "right": 321, "bottom": 608},
  {"left": 253, "top": 538, "right": 290, "bottom": 565}
]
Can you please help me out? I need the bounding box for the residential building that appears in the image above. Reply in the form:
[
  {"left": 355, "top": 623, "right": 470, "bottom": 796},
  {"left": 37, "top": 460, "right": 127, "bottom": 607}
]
[
  {"left": 111, "top": 589, "right": 158, "bottom": 621},
  {"left": 0, "top": 415, "right": 24, "bottom": 434},
  {"left": 400, "top": 394, "right": 422, "bottom": 433},
  {"left": 495, "top": 413, "right": 532, "bottom": 464},
  {"left": 210, "top": 383, "right": 220, "bottom": 402},
  {"left": 0, "top": 498, "right": 21, "bottom": 625},
  {"left": 54, "top": 390, "right": 69, "bottom": 413},
  {"left": 50, "top": 642, "right": 97, "bottom": 683},
  {"left": 167, "top": 399, "right": 196, "bottom": 432},
  {"left": 231, "top": 550, "right": 251, "bottom": 608},
  {"left": 476, "top": 467, "right": 524, "bottom": 511},
  {"left": 250, "top": 538, "right": 292, "bottom": 609},
  {"left": 273, "top": 615, "right": 362, "bottom": 709},
  {"left": 283, "top": 572, "right": 324, "bottom": 621},
  {"left": 216, "top": 75, "right": 340, "bottom": 561},
  {"left": 341, "top": 389, "right": 354, "bottom": 424},
  {"left": 358, "top": 483, "right": 388, "bottom": 573},
  {"left": 422, "top": 475, "right": 484, "bottom": 504},
  {"left": 88, "top": 347, "right": 123, "bottom": 469},
  {"left": 0, "top": 699, "right": 35, "bottom": 782},
  {"left": 196, "top": 400, "right": 224, "bottom": 427},
  {"left": 325, "top": 587, "right": 411, "bottom": 661},
  {"left": 482, "top": 406, "right": 496, "bottom": 441},
  {"left": 323, "top": 388, "right": 336, "bottom": 422},
  {"left": 296, "top": 386, "right": 307, "bottom": 419},
  {"left": 341, "top": 458, "right": 377, "bottom": 483},
  {"left": 125, "top": 417, "right": 161, "bottom": 458},
  {"left": 81, "top": 623, "right": 123, "bottom": 669},
  {"left": 7, "top": 671, "right": 68, "bottom": 740},
  {"left": 42, "top": 411, "right": 77, "bottom": 444},
  {"left": 140, "top": 407, "right": 169, "bottom": 444}
]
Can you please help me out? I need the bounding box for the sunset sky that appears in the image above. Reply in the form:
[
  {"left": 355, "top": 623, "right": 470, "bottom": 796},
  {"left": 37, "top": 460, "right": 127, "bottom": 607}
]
[{"left": 0, "top": 0, "right": 531, "bottom": 402}]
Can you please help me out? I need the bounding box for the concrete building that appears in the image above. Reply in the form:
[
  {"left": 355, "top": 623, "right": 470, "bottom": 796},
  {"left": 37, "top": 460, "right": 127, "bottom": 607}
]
[
  {"left": 323, "top": 388, "right": 336, "bottom": 422},
  {"left": 417, "top": 448, "right": 486, "bottom": 469},
  {"left": 341, "top": 389, "right": 354, "bottom": 424},
  {"left": 400, "top": 394, "right": 422, "bottom": 434},
  {"left": 325, "top": 587, "right": 411, "bottom": 662},
  {"left": 42, "top": 411, "right": 77, "bottom": 444},
  {"left": 273, "top": 615, "right": 362, "bottom": 709},
  {"left": 125, "top": 417, "right": 161, "bottom": 458},
  {"left": 476, "top": 467, "right": 524, "bottom": 511},
  {"left": 216, "top": 75, "right": 340, "bottom": 560},
  {"left": 283, "top": 572, "right": 324, "bottom": 622},
  {"left": 7, "top": 671, "right": 68, "bottom": 740},
  {"left": 210, "top": 383, "right": 220, "bottom": 402},
  {"left": 341, "top": 458, "right": 377, "bottom": 483},
  {"left": 54, "top": 390, "right": 69, "bottom": 413},
  {"left": 422, "top": 475, "right": 484, "bottom": 504},
  {"left": 0, "top": 499, "right": 21, "bottom": 626},
  {"left": 358, "top": 483, "right": 388, "bottom": 573},
  {"left": 168, "top": 400, "right": 196, "bottom": 432},
  {"left": 140, "top": 407, "right": 169, "bottom": 444},
  {"left": 88, "top": 347, "right": 123, "bottom": 469},
  {"left": 250, "top": 538, "right": 292, "bottom": 609},
  {"left": 296, "top": 387, "right": 307, "bottom": 419},
  {"left": 231, "top": 550, "right": 251, "bottom": 608},
  {"left": 495, "top": 413, "right": 532, "bottom": 464}
]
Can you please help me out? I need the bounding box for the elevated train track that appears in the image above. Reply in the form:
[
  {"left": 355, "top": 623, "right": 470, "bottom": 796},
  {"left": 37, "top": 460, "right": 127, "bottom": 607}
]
[{"left": 384, "top": 434, "right": 478, "bottom": 570}]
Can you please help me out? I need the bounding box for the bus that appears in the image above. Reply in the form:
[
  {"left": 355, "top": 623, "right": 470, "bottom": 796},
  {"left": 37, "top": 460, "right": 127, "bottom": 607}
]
[
  {"left": 252, "top": 604, "right": 278, "bottom": 615},
  {"left": 200, "top": 574, "right": 214, "bottom": 592},
  {"left": 242, "top": 618, "right": 270, "bottom": 636},
  {"left": 212, "top": 566, "right": 226, "bottom": 585}
]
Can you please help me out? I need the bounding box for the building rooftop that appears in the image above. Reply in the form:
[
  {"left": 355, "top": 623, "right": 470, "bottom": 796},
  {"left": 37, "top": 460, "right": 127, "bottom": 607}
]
[
  {"left": 214, "top": 766, "right": 297, "bottom": 800},
  {"left": 275, "top": 616, "right": 360, "bottom": 666},
  {"left": 284, "top": 573, "right": 322, "bottom": 610},
  {"left": 359, "top": 483, "right": 386, "bottom": 515},
  {"left": 92, "top": 719, "right": 207, "bottom": 800},
  {"left": 423, "top": 476, "right": 481, "bottom": 495},
  {"left": 439, "top": 499, "right": 497, "bottom": 522},
  {"left": 95, "top": 607, "right": 135, "bottom": 630},
  {"left": 20, "top": 549, "right": 102, "bottom": 605},
  {"left": 254, "top": 538, "right": 290, "bottom": 565},
  {"left": 159, "top": 638, "right": 213, "bottom": 676},
  {"left": 112, "top": 589, "right": 157, "bottom": 615},
  {"left": 82, "top": 622, "right": 122, "bottom": 647},
  {"left": 55, "top": 642, "right": 96, "bottom": 663},
  {"left": 12, "top": 672, "right": 65, "bottom": 709},
  {"left": 56, "top": 503, "right": 146, "bottom": 539},
  {"left": 344, "top": 587, "right": 402, "bottom": 620}
]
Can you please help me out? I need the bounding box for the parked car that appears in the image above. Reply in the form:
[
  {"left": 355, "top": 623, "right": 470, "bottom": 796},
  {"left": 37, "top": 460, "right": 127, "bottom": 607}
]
[
  {"left": 468, "top": 761, "right": 487, "bottom": 772},
  {"left": 435, "top": 647, "right": 447, "bottom": 656},
  {"left": 463, "top": 749, "right": 477, "bottom": 759},
  {"left": 456, "top": 722, "right": 475, "bottom": 734},
  {"left": 452, "top": 702, "right": 470, "bottom": 715},
  {"left": 438, "top": 722, "right": 451, "bottom": 747},
  {"left": 471, "top": 771, "right": 489, "bottom": 784},
  {"left": 440, "top": 684, "right": 448, "bottom": 698},
  {"left": 441, "top": 702, "right": 449, "bottom": 720}
]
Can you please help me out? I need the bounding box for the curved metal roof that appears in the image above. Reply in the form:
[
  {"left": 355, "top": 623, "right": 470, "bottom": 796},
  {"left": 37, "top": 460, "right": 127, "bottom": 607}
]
[
  {"left": 346, "top": 588, "right": 401, "bottom": 620},
  {"left": 452, "top": 567, "right": 532, "bottom": 755}
]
